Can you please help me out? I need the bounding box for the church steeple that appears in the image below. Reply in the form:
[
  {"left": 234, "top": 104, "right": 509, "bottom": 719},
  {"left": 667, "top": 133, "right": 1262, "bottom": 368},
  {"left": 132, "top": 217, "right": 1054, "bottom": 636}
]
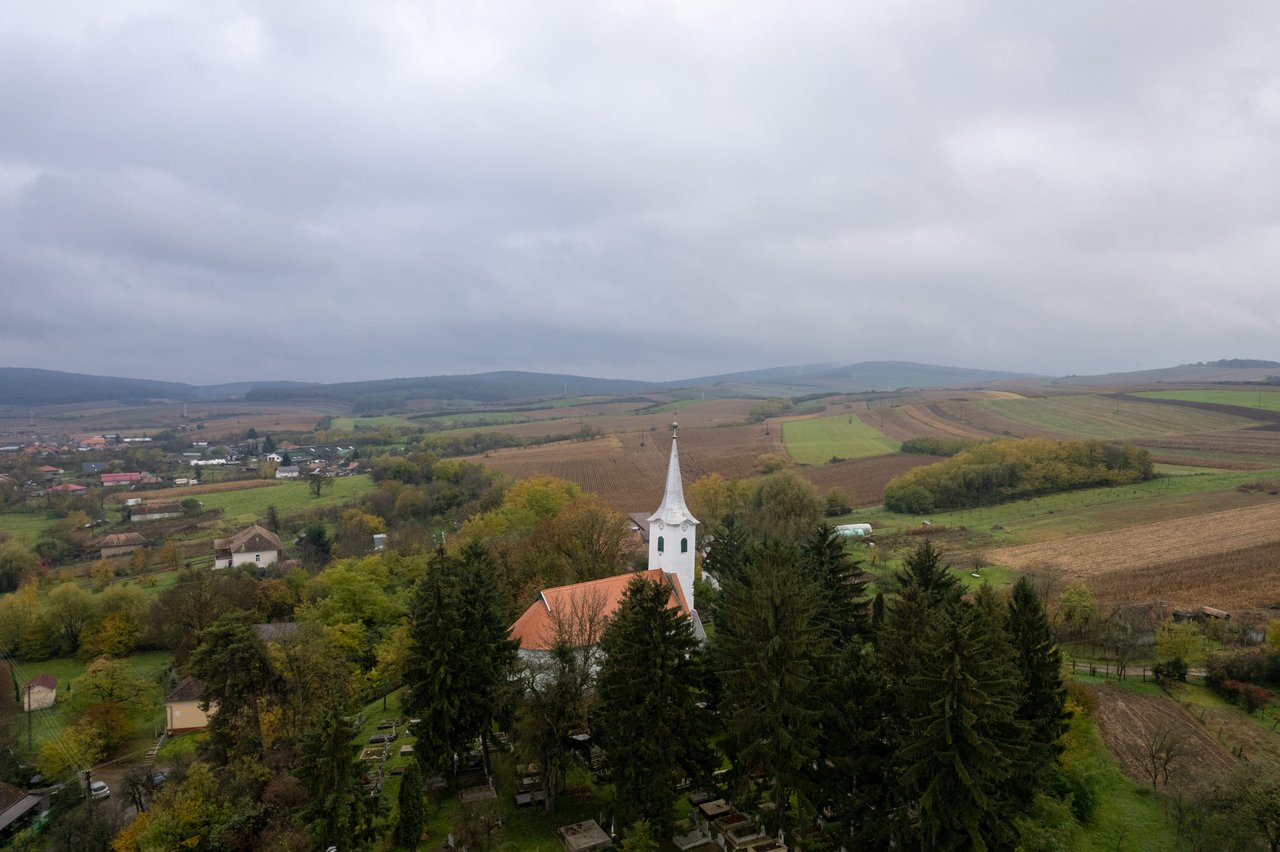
[{"left": 648, "top": 420, "right": 699, "bottom": 610}]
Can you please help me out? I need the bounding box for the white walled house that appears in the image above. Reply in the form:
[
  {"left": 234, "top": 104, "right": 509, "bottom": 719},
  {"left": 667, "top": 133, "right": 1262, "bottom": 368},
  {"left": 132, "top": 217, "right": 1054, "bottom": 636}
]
[{"left": 213, "top": 524, "right": 283, "bottom": 569}]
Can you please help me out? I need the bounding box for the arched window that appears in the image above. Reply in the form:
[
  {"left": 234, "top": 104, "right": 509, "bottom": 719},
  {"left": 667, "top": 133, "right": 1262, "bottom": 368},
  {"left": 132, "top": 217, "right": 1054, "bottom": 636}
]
[
  {"left": 657, "top": 536, "right": 665, "bottom": 553},
  {"left": 680, "top": 538, "right": 689, "bottom": 553}
]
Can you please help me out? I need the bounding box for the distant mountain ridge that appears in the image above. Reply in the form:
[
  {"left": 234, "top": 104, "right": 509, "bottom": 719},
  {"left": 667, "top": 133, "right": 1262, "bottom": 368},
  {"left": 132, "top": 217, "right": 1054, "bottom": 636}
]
[{"left": 2, "top": 359, "right": 1274, "bottom": 407}]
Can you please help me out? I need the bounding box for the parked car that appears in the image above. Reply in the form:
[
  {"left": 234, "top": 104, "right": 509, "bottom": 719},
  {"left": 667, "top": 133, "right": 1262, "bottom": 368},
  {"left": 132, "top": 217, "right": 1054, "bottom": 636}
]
[{"left": 89, "top": 780, "right": 110, "bottom": 800}]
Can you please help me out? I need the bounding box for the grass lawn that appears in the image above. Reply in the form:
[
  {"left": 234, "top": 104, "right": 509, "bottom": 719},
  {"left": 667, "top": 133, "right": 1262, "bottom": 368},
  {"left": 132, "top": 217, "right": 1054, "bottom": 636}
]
[
  {"left": 782, "top": 414, "right": 899, "bottom": 465},
  {"left": 195, "top": 475, "right": 375, "bottom": 527},
  {"left": 0, "top": 509, "right": 56, "bottom": 544},
  {"left": 11, "top": 650, "right": 173, "bottom": 765}
]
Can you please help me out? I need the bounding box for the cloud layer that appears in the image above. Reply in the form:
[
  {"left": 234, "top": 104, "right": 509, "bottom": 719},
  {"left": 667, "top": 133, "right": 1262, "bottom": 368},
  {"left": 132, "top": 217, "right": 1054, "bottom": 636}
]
[{"left": 3, "top": 1, "right": 1279, "bottom": 384}]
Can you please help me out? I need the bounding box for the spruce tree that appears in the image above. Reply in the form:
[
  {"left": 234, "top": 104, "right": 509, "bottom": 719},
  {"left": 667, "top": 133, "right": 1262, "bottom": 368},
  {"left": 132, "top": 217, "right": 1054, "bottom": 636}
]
[
  {"left": 597, "top": 576, "right": 713, "bottom": 834},
  {"left": 1005, "top": 576, "right": 1069, "bottom": 786},
  {"left": 403, "top": 550, "right": 466, "bottom": 776},
  {"left": 455, "top": 542, "right": 519, "bottom": 766},
  {"left": 715, "top": 542, "right": 832, "bottom": 838},
  {"left": 892, "top": 539, "right": 962, "bottom": 609},
  {"left": 800, "top": 523, "right": 868, "bottom": 645},
  {"left": 395, "top": 760, "right": 427, "bottom": 851},
  {"left": 898, "top": 605, "right": 1025, "bottom": 851}
]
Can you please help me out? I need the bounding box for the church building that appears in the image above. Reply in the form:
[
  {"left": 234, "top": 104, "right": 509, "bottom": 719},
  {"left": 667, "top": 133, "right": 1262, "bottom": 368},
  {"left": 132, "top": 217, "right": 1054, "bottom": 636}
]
[{"left": 509, "top": 422, "right": 703, "bottom": 652}]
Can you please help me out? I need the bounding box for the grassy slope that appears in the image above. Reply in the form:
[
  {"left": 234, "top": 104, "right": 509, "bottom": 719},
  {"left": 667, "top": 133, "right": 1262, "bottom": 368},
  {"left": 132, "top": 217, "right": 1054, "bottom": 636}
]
[
  {"left": 11, "top": 650, "right": 173, "bottom": 763},
  {"left": 195, "top": 475, "right": 375, "bottom": 526},
  {"left": 982, "top": 394, "right": 1257, "bottom": 439},
  {"left": 782, "top": 413, "right": 899, "bottom": 465},
  {"left": 0, "top": 510, "right": 56, "bottom": 544},
  {"left": 1136, "top": 388, "right": 1280, "bottom": 413},
  {"left": 857, "top": 468, "right": 1280, "bottom": 546}
]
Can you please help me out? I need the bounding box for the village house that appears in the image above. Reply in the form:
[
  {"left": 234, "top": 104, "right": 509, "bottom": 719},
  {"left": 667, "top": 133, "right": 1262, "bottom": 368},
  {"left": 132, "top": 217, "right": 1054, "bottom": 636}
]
[
  {"left": 274, "top": 465, "right": 300, "bottom": 479},
  {"left": 165, "top": 677, "right": 215, "bottom": 735},
  {"left": 213, "top": 524, "right": 283, "bottom": 569},
  {"left": 22, "top": 674, "right": 57, "bottom": 711},
  {"left": 99, "top": 532, "right": 149, "bottom": 559}
]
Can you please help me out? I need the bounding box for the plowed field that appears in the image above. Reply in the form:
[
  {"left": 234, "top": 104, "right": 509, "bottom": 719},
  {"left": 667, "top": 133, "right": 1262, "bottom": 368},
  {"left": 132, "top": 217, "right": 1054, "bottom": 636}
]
[
  {"left": 798, "top": 454, "right": 943, "bottom": 507},
  {"left": 1088, "top": 684, "right": 1239, "bottom": 797},
  {"left": 468, "top": 421, "right": 784, "bottom": 511},
  {"left": 990, "top": 500, "right": 1280, "bottom": 609}
]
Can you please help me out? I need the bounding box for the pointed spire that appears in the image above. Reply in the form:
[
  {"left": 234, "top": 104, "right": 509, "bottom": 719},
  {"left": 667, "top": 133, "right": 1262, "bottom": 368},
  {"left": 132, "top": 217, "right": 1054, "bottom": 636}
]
[{"left": 649, "top": 420, "right": 698, "bottom": 526}]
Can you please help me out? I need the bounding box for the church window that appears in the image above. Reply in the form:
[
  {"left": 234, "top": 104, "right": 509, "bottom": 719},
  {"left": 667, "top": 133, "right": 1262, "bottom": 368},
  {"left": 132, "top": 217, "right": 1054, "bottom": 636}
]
[
  {"left": 657, "top": 536, "right": 665, "bottom": 553},
  {"left": 681, "top": 538, "right": 688, "bottom": 553}
]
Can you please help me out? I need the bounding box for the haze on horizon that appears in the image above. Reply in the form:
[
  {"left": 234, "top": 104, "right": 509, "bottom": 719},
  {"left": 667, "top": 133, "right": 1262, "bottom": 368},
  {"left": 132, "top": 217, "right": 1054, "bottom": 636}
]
[{"left": 2, "top": 2, "right": 1279, "bottom": 387}]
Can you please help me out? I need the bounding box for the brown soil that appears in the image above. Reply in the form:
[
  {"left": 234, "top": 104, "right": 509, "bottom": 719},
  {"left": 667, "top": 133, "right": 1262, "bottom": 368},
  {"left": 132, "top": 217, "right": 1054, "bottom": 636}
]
[
  {"left": 989, "top": 499, "right": 1280, "bottom": 610},
  {"left": 1087, "top": 683, "right": 1240, "bottom": 797},
  {"left": 797, "top": 454, "right": 943, "bottom": 507}
]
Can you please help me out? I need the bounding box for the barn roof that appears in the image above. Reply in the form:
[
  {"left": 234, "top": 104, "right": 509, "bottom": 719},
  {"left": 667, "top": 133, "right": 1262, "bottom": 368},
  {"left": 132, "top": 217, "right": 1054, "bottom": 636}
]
[
  {"left": 214, "top": 524, "right": 282, "bottom": 556},
  {"left": 166, "top": 676, "right": 205, "bottom": 703}
]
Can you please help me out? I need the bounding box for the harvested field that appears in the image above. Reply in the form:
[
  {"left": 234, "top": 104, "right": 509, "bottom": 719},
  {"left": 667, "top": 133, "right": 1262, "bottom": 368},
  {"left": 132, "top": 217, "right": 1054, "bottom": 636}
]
[
  {"left": 1134, "top": 428, "right": 1280, "bottom": 461},
  {"left": 861, "top": 402, "right": 996, "bottom": 442},
  {"left": 1088, "top": 683, "right": 1239, "bottom": 797},
  {"left": 469, "top": 421, "right": 784, "bottom": 512},
  {"left": 990, "top": 499, "right": 1280, "bottom": 609},
  {"left": 982, "top": 394, "right": 1259, "bottom": 440},
  {"left": 798, "top": 454, "right": 942, "bottom": 507}
]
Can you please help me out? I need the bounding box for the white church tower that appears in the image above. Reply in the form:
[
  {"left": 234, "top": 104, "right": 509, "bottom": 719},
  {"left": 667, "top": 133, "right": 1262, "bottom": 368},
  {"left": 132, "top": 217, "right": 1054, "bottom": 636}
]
[{"left": 648, "top": 420, "right": 699, "bottom": 610}]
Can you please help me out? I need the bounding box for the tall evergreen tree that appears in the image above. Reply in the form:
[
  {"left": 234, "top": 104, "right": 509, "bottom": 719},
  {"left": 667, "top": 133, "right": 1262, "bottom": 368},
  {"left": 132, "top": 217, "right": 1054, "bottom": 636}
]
[
  {"left": 892, "top": 539, "right": 962, "bottom": 609},
  {"left": 297, "top": 709, "right": 384, "bottom": 848},
  {"left": 187, "top": 611, "right": 280, "bottom": 759},
  {"left": 715, "top": 542, "right": 832, "bottom": 838},
  {"left": 395, "top": 760, "right": 427, "bottom": 851},
  {"left": 800, "top": 523, "right": 868, "bottom": 645},
  {"left": 455, "top": 542, "right": 519, "bottom": 767},
  {"left": 597, "top": 576, "right": 714, "bottom": 834},
  {"left": 898, "top": 605, "right": 1025, "bottom": 851},
  {"left": 1005, "top": 576, "right": 1069, "bottom": 787},
  {"left": 403, "top": 550, "right": 466, "bottom": 776}
]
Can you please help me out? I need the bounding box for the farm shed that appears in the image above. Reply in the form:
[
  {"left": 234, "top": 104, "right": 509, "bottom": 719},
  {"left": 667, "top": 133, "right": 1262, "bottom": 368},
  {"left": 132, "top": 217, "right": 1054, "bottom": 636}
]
[
  {"left": 22, "top": 675, "right": 56, "bottom": 711},
  {"left": 99, "top": 532, "right": 148, "bottom": 559},
  {"left": 132, "top": 502, "right": 183, "bottom": 521}
]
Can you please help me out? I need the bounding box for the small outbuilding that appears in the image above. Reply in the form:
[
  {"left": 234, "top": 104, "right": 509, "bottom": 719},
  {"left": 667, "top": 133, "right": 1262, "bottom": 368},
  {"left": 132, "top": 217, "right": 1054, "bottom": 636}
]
[
  {"left": 165, "top": 677, "right": 215, "bottom": 735},
  {"left": 22, "top": 675, "right": 56, "bottom": 712},
  {"left": 99, "top": 532, "right": 149, "bottom": 559}
]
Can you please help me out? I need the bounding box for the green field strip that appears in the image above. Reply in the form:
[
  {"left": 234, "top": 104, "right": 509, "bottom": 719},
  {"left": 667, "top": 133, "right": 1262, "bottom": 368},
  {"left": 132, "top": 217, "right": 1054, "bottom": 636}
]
[
  {"left": 1135, "top": 388, "right": 1280, "bottom": 413},
  {"left": 782, "top": 413, "right": 900, "bottom": 465},
  {"left": 982, "top": 394, "right": 1257, "bottom": 439},
  {"left": 194, "top": 475, "right": 375, "bottom": 526}
]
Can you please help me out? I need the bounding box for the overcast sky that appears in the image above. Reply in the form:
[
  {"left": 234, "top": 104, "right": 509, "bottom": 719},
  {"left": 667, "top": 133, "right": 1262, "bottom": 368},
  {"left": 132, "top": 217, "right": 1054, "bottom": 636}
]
[{"left": 2, "top": 2, "right": 1279, "bottom": 385}]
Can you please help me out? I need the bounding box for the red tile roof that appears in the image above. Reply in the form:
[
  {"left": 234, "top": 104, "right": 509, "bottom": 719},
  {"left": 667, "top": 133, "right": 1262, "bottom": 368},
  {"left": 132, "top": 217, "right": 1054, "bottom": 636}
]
[
  {"left": 510, "top": 569, "right": 690, "bottom": 652},
  {"left": 25, "top": 673, "right": 56, "bottom": 691}
]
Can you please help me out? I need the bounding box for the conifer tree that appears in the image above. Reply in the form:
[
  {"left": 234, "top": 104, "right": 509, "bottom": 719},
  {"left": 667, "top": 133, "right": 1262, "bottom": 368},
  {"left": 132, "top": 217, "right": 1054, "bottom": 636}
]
[
  {"left": 597, "top": 576, "right": 714, "bottom": 834},
  {"left": 892, "top": 539, "right": 962, "bottom": 609},
  {"left": 800, "top": 524, "right": 868, "bottom": 645},
  {"left": 898, "top": 605, "right": 1025, "bottom": 851},
  {"left": 455, "top": 542, "right": 519, "bottom": 766},
  {"left": 715, "top": 542, "right": 832, "bottom": 838},
  {"left": 403, "top": 550, "right": 466, "bottom": 775},
  {"left": 1005, "top": 576, "right": 1069, "bottom": 785},
  {"left": 395, "top": 760, "right": 426, "bottom": 851}
]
